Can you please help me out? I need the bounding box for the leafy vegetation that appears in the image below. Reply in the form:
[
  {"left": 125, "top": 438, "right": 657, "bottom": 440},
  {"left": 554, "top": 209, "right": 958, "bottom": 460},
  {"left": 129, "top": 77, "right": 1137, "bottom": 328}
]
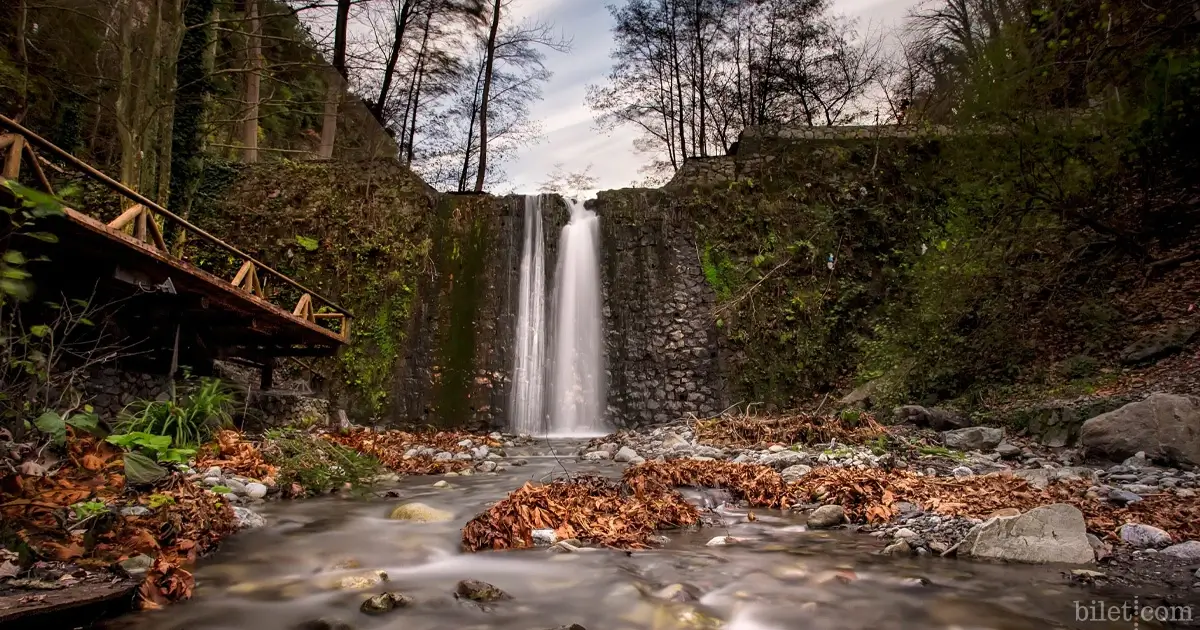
[
  {"left": 116, "top": 378, "right": 237, "bottom": 448},
  {"left": 260, "top": 429, "right": 382, "bottom": 495}
]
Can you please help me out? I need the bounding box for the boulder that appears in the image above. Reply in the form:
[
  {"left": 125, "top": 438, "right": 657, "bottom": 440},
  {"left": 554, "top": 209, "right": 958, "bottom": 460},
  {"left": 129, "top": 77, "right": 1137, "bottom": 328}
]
[
  {"left": 882, "top": 540, "right": 913, "bottom": 556},
  {"left": 245, "top": 482, "right": 268, "bottom": 499},
  {"left": 995, "top": 443, "right": 1022, "bottom": 458},
  {"left": 1161, "top": 541, "right": 1200, "bottom": 559},
  {"left": 805, "top": 505, "right": 845, "bottom": 529},
  {"left": 360, "top": 592, "right": 413, "bottom": 615},
  {"left": 455, "top": 579, "right": 510, "bottom": 602},
  {"left": 943, "top": 427, "right": 1004, "bottom": 451},
  {"left": 893, "top": 405, "right": 968, "bottom": 431},
  {"left": 613, "top": 446, "right": 640, "bottom": 463},
  {"left": 759, "top": 451, "right": 808, "bottom": 470},
  {"left": 1120, "top": 325, "right": 1197, "bottom": 365},
  {"left": 1080, "top": 393, "right": 1200, "bottom": 466},
  {"left": 662, "top": 433, "right": 689, "bottom": 450},
  {"left": 388, "top": 502, "right": 453, "bottom": 523},
  {"left": 958, "top": 504, "right": 1094, "bottom": 564},
  {"left": 1118, "top": 523, "right": 1172, "bottom": 548},
  {"left": 780, "top": 464, "right": 812, "bottom": 482},
  {"left": 233, "top": 506, "right": 266, "bottom": 529}
]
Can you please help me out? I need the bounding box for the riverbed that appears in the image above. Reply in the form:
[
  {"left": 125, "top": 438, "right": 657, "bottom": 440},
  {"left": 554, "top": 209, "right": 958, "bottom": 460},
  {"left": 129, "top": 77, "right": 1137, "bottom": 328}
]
[{"left": 102, "top": 452, "right": 1186, "bottom": 630}]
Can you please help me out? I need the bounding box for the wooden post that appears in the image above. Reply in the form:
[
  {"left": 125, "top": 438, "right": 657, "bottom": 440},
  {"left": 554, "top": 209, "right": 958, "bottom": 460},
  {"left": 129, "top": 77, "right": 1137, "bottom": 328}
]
[
  {"left": 3, "top": 135, "right": 24, "bottom": 179},
  {"left": 260, "top": 357, "right": 274, "bottom": 391},
  {"left": 22, "top": 144, "right": 53, "bottom": 194}
]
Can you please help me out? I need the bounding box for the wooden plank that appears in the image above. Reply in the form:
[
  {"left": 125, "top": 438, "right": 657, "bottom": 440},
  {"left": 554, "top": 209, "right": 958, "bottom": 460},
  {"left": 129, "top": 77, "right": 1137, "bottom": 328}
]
[
  {"left": 146, "top": 213, "right": 168, "bottom": 251},
  {"left": 293, "top": 293, "right": 313, "bottom": 320},
  {"left": 22, "top": 143, "right": 54, "bottom": 194},
  {"left": 0, "top": 133, "right": 15, "bottom": 150},
  {"left": 232, "top": 260, "right": 254, "bottom": 287},
  {"left": 108, "top": 204, "right": 144, "bottom": 230},
  {"left": 0, "top": 578, "right": 138, "bottom": 629},
  {"left": 134, "top": 206, "right": 148, "bottom": 242},
  {"left": 3, "top": 135, "right": 24, "bottom": 179}
]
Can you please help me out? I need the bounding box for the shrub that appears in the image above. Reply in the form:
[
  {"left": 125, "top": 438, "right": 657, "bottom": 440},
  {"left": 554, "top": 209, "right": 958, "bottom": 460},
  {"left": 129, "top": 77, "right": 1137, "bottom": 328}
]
[
  {"left": 118, "top": 378, "right": 237, "bottom": 447},
  {"left": 260, "top": 429, "right": 382, "bottom": 495}
]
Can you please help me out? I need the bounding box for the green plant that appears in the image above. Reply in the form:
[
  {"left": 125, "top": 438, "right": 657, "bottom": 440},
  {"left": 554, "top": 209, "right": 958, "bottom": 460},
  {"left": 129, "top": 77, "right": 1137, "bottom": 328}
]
[
  {"left": 117, "top": 378, "right": 236, "bottom": 447},
  {"left": 32, "top": 408, "right": 102, "bottom": 445},
  {"left": 918, "top": 445, "right": 967, "bottom": 461},
  {"left": 147, "top": 494, "right": 176, "bottom": 509},
  {"left": 261, "top": 429, "right": 382, "bottom": 495},
  {"left": 105, "top": 431, "right": 196, "bottom": 464},
  {"left": 70, "top": 500, "right": 108, "bottom": 520},
  {"left": 210, "top": 485, "right": 231, "bottom": 494},
  {"left": 295, "top": 235, "right": 319, "bottom": 251}
]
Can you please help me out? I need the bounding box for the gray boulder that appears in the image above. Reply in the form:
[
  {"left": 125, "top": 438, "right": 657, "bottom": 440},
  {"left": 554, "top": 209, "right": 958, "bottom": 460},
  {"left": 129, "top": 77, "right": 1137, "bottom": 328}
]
[
  {"left": 943, "top": 427, "right": 1004, "bottom": 451},
  {"left": 805, "top": 505, "right": 845, "bottom": 529},
  {"left": 233, "top": 506, "right": 266, "bottom": 529},
  {"left": 1161, "top": 541, "right": 1200, "bottom": 559},
  {"left": 1120, "top": 325, "right": 1197, "bottom": 365},
  {"left": 894, "top": 405, "right": 968, "bottom": 431},
  {"left": 780, "top": 464, "right": 813, "bottom": 482},
  {"left": 1080, "top": 393, "right": 1200, "bottom": 466},
  {"left": 1119, "top": 523, "right": 1172, "bottom": 548},
  {"left": 613, "top": 446, "right": 640, "bottom": 463},
  {"left": 958, "top": 504, "right": 1094, "bottom": 564},
  {"left": 661, "top": 433, "right": 689, "bottom": 450}
]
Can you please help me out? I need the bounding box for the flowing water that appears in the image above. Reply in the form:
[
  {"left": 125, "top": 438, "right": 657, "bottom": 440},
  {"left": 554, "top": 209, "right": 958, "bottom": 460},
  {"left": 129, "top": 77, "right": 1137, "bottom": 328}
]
[
  {"left": 106, "top": 450, "right": 1158, "bottom": 630},
  {"left": 510, "top": 195, "right": 549, "bottom": 436},
  {"left": 547, "top": 200, "right": 606, "bottom": 437}
]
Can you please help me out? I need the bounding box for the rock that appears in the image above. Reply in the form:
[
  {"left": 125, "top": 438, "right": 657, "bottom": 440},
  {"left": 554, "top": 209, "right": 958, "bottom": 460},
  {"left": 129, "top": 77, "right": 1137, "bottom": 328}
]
[
  {"left": 204, "top": 466, "right": 222, "bottom": 477},
  {"left": 1124, "top": 484, "right": 1158, "bottom": 494},
  {"left": 705, "top": 536, "right": 737, "bottom": 546},
  {"left": 759, "top": 451, "right": 808, "bottom": 470},
  {"left": 433, "top": 480, "right": 452, "bottom": 489},
  {"left": 1013, "top": 469, "right": 1053, "bottom": 490},
  {"left": 119, "top": 554, "right": 154, "bottom": 577},
  {"left": 583, "top": 451, "right": 611, "bottom": 461},
  {"left": 333, "top": 571, "right": 389, "bottom": 590},
  {"left": 893, "top": 405, "right": 968, "bottom": 431},
  {"left": 882, "top": 540, "right": 913, "bottom": 556},
  {"left": 1087, "top": 534, "right": 1114, "bottom": 562},
  {"left": 233, "top": 507, "right": 266, "bottom": 529},
  {"left": 987, "top": 508, "right": 1022, "bottom": 519},
  {"left": 292, "top": 618, "right": 354, "bottom": 630},
  {"left": 1080, "top": 393, "right": 1200, "bottom": 466},
  {"left": 780, "top": 464, "right": 812, "bottom": 482},
  {"left": 1108, "top": 488, "right": 1143, "bottom": 505},
  {"left": 840, "top": 379, "right": 887, "bottom": 409},
  {"left": 1119, "top": 523, "right": 1172, "bottom": 548},
  {"left": 120, "top": 506, "right": 151, "bottom": 517},
  {"left": 455, "top": 579, "right": 510, "bottom": 602},
  {"left": 1120, "top": 325, "right": 1198, "bottom": 364},
  {"left": 245, "top": 482, "right": 268, "bottom": 499},
  {"left": 995, "top": 443, "right": 1022, "bottom": 458},
  {"left": 1161, "top": 541, "right": 1200, "bottom": 559},
  {"left": 613, "top": 446, "right": 640, "bottom": 463},
  {"left": 894, "top": 528, "right": 920, "bottom": 541},
  {"left": 768, "top": 445, "right": 785, "bottom": 453},
  {"left": 662, "top": 433, "right": 688, "bottom": 450},
  {"left": 388, "top": 502, "right": 453, "bottom": 522},
  {"left": 942, "top": 427, "right": 1004, "bottom": 451},
  {"left": 654, "top": 583, "right": 700, "bottom": 603},
  {"left": 434, "top": 451, "right": 453, "bottom": 461},
  {"left": 951, "top": 466, "right": 973, "bottom": 478},
  {"left": 532, "top": 529, "right": 558, "bottom": 546},
  {"left": 225, "top": 479, "right": 248, "bottom": 495},
  {"left": 477, "top": 460, "right": 498, "bottom": 473},
  {"left": 203, "top": 476, "right": 222, "bottom": 487},
  {"left": 360, "top": 592, "right": 413, "bottom": 615},
  {"left": 457, "top": 439, "right": 474, "bottom": 448},
  {"left": 806, "top": 505, "right": 845, "bottom": 529},
  {"left": 958, "top": 504, "right": 1094, "bottom": 564}
]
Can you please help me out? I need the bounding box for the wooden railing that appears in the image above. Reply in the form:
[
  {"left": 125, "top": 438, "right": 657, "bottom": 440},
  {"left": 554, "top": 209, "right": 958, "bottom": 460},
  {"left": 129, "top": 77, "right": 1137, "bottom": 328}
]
[{"left": 0, "top": 114, "right": 352, "bottom": 341}]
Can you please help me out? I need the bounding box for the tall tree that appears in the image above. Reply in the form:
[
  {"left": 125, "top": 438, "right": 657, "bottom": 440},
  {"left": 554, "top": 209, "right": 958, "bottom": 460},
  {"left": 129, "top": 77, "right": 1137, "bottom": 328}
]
[
  {"left": 472, "top": 0, "right": 503, "bottom": 192},
  {"left": 242, "top": 0, "right": 263, "bottom": 163},
  {"left": 318, "top": 0, "right": 352, "bottom": 159}
]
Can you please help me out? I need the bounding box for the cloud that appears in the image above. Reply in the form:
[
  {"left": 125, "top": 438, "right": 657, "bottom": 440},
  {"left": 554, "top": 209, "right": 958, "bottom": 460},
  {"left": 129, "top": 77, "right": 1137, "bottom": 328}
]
[{"left": 501, "top": 0, "right": 919, "bottom": 194}]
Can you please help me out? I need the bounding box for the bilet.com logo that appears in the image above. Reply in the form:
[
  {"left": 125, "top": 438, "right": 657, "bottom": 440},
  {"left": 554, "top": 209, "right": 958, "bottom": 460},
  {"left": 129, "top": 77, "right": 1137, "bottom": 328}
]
[{"left": 1075, "top": 598, "right": 1194, "bottom": 627}]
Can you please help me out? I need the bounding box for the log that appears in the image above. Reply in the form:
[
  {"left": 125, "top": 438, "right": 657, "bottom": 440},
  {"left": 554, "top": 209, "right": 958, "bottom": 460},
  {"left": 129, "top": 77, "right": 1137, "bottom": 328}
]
[{"left": 0, "top": 578, "right": 138, "bottom": 630}]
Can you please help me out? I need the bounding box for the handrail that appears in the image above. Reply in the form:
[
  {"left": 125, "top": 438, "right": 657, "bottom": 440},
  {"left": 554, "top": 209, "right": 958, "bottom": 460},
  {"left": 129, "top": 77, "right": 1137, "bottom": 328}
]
[{"left": 0, "top": 114, "right": 353, "bottom": 325}]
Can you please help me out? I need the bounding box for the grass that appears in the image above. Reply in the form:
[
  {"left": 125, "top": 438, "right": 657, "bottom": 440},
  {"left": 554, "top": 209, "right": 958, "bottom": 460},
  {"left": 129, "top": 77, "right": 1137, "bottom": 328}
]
[
  {"left": 117, "top": 378, "right": 238, "bottom": 447},
  {"left": 261, "top": 429, "right": 383, "bottom": 495},
  {"left": 918, "top": 445, "right": 968, "bottom": 461}
]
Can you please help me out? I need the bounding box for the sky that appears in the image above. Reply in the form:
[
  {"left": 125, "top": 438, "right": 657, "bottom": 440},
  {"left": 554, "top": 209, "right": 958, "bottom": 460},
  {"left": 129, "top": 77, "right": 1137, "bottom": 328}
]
[{"left": 499, "top": 0, "right": 920, "bottom": 195}]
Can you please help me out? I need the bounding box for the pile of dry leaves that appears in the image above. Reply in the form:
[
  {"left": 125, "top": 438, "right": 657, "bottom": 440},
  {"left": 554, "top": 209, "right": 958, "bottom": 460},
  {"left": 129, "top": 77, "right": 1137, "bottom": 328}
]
[
  {"left": 462, "top": 475, "right": 700, "bottom": 550},
  {"left": 693, "top": 411, "right": 884, "bottom": 448},
  {"left": 0, "top": 436, "right": 236, "bottom": 608},
  {"left": 324, "top": 427, "right": 497, "bottom": 475},
  {"left": 194, "top": 429, "right": 277, "bottom": 481},
  {"left": 625, "top": 460, "right": 795, "bottom": 509}
]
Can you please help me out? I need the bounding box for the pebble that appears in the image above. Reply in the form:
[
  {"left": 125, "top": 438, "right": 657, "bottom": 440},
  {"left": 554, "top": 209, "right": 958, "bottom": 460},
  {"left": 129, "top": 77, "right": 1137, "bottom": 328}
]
[{"left": 245, "top": 482, "right": 268, "bottom": 499}]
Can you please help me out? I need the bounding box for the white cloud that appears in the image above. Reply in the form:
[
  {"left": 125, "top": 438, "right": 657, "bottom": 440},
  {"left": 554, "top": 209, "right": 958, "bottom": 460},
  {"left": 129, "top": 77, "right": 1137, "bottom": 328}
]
[{"left": 501, "top": 0, "right": 919, "bottom": 193}]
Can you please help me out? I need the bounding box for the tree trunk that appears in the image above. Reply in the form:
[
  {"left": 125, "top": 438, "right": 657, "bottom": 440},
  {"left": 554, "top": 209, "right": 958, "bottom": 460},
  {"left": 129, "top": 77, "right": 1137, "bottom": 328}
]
[
  {"left": 115, "top": 0, "right": 139, "bottom": 189},
  {"left": 14, "top": 0, "right": 28, "bottom": 120},
  {"left": 694, "top": 0, "right": 706, "bottom": 157},
  {"left": 373, "top": 0, "right": 415, "bottom": 121},
  {"left": 473, "top": 0, "right": 503, "bottom": 192},
  {"left": 405, "top": 10, "right": 433, "bottom": 166},
  {"left": 666, "top": 0, "right": 687, "bottom": 161},
  {"left": 318, "top": 72, "right": 341, "bottom": 159},
  {"left": 242, "top": 0, "right": 262, "bottom": 164},
  {"left": 167, "top": 0, "right": 215, "bottom": 251}
]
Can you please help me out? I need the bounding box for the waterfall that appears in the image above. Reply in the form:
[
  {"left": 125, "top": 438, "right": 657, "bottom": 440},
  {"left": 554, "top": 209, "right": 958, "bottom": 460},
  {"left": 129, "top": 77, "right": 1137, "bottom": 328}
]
[
  {"left": 509, "top": 195, "right": 547, "bottom": 436},
  {"left": 546, "top": 199, "right": 606, "bottom": 436}
]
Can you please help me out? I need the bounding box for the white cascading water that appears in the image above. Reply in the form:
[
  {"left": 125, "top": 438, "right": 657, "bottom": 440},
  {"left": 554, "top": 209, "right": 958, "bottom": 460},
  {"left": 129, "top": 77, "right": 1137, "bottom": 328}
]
[
  {"left": 509, "top": 195, "right": 548, "bottom": 436},
  {"left": 546, "top": 199, "right": 606, "bottom": 436}
]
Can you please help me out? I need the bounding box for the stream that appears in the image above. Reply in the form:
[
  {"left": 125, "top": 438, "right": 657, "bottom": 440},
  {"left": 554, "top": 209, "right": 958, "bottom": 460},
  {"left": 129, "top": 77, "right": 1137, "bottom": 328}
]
[{"left": 103, "top": 443, "right": 1166, "bottom": 630}]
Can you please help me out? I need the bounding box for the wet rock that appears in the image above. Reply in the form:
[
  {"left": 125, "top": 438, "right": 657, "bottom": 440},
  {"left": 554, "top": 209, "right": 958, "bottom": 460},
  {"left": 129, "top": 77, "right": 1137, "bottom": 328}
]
[
  {"left": 532, "top": 529, "right": 558, "bottom": 546},
  {"left": 942, "top": 427, "right": 1004, "bottom": 451},
  {"left": 894, "top": 528, "right": 920, "bottom": 541},
  {"left": 893, "top": 405, "right": 968, "bottom": 431},
  {"left": 1108, "top": 488, "right": 1143, "bottom": 506},
  {"left": 245, "top": 482, "right": 268, "bottom": 499},
  {"left": 233, "top": 506, "right": 266, "bottom": 529},
  {"left": 614, "top": 446, "right": 640, "bottom": 463},
  {"left": 455, "top": 579, "right": 510, "bottom": 602},
  {"left": 332, "top": 571, "right": 388, "bottom": 590},
  {"left": 119, "top": 554, "right": 154, "bottom": 577},
  {"left": 1080, "top": 393, "right": 1200, "bottom": 466},
  {"left": 805, "top": 505, "right": 845, "bottom": 529},
  {"left": 583, "top": 451, "right": 611, "bottom": 461},
  {"left": 472, "top": 445, "right": 490, "bottom": 459},
  {"left": 477, "top": 460, "right": 498, "bottom": 473},
  {"left": 1119, "top": 523, "right": 1172, "bottom": 548},
  {"left": 546, "top": 625, "right": 587, "bottom": 630},
  {"left": 958, "top": 504, "right": 1094, "bottom": 564},
  {"left": 360, "top": 592, "right": 413, "bottom": 615},
  {"left": 995, "top": 443, "right": 1022, "bottom": 458},
  {"left": 388, "top": 502, "right": 452, "bottom": 522},
  {"left": 705, "top": 535, "right": 737, "bottom": 546},
  {"left": 882, "top": 540, "right": 913, "bottom": 556},
  {"left": 1162, "top": 541, "right": 1200, "bottom": 559},
  {"left": 780, "top": 464, "right": 812, "bottom": 482},
  {"left": 433, "top": 480, "right": 453, "bottom": 489},
  {"left": 654, "top": 583, "right": 701, "bottom": 603},
  {"left": 224, "top": 479, "right": 248, "bottom": 494}
]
